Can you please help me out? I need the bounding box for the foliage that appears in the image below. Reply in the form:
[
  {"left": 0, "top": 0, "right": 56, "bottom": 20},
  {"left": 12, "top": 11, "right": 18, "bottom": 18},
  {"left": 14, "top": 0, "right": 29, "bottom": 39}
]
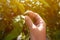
[{"left": 0, "top": 0, "right": 60, "bottom": 40}]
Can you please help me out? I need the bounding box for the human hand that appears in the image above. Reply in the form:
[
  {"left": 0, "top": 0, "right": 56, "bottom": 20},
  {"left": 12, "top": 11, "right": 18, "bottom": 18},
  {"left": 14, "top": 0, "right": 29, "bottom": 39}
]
[{"left": 25, "top": 11, "right": 46, "bottom": 40}]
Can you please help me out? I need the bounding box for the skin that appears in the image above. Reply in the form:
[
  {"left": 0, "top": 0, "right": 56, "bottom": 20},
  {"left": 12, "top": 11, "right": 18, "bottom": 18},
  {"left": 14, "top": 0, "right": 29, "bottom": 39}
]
[{"left": 25, "top": 11, "right": 46, "bottom": 40}]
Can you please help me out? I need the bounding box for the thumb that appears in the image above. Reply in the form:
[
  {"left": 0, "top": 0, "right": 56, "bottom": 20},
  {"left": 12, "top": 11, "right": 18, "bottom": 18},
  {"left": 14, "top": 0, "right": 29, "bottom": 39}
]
[{"left": 25, "top": 16, "right": 36, "bottom": 30}]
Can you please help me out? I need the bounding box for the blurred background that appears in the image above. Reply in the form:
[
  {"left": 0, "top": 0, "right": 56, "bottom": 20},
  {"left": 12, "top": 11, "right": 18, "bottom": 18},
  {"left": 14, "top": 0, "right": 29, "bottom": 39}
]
[{"left": 0, "top": 0, "right": 60, "bottom": 40}]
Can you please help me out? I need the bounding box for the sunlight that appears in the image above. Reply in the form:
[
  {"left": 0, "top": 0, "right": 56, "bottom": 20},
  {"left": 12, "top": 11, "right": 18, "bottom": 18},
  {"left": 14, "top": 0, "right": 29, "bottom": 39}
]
[
  {"left": 27, "top": 3, "right": 32, "bottom": 7},
  {"left": 7, "top": 0, "right": 10, "bottom": 3},
  {"left": 36, "top": 1, "right": 40, "bottom": 5},
  {"left": 58, "top": 11, "right": 60, "bottom": 14},
  {"left": 21, "top": 0, "right": 25, "bottom": 3},
  {"left": 30, "top": 0, "right": 33, "bottom": 2},
  {"left": 15, "top": 15, "right": 21, "bottom": 22},
  {"left": 59, "top": 2, "right": 60, "bottom": 7}
]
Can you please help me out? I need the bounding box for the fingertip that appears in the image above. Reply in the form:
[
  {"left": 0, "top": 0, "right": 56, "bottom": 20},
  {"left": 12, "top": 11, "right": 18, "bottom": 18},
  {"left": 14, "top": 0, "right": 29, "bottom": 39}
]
[
  {"left": 25, "top": 16, "right": 28, "bottom": 21},
  {"left": 25, "top": 16, "right": 33, "bottom": 27},
  {"left": 24, "top": 10, "right": 33, "bottom": 15}
]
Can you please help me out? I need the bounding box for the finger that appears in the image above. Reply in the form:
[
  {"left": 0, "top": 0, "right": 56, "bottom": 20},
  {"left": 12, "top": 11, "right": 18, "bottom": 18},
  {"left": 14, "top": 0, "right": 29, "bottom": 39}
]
[
  {"left": 24, "top": 10, "right": 35, "bottom": 19},
  {"left": 25, "top": 10, "right": 44, "bottom": 26},
  {"left": 25, "top": 16, "right": 36, "bottom": 30}
]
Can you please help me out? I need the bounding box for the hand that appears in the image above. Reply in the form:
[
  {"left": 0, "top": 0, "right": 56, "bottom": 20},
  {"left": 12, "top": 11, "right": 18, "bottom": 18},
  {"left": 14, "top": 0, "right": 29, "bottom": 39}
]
[{"left": 25, "top": 11, "right": 46, "bottom": 40}]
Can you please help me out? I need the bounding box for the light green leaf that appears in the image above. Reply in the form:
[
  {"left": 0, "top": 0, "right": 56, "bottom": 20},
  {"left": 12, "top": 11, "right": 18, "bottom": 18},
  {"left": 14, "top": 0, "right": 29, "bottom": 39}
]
[
  {"left": 39, "top": 0, "right": 50, "bottom": 7},
  {"left": 4, "top": 15, "right": 25, "bottom": 40}
]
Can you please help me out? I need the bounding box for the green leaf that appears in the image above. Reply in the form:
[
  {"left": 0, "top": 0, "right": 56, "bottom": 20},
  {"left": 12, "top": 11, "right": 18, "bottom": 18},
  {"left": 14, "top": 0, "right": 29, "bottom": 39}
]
[
  {"left": 15, "top": 1, "right": 25, "bottom": 14},
  {"left": 39, "top": 0, "right": 50, "bottom": 7},
  {"left": 4, "top": 15, "right": 25, "bottom": 40}
]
